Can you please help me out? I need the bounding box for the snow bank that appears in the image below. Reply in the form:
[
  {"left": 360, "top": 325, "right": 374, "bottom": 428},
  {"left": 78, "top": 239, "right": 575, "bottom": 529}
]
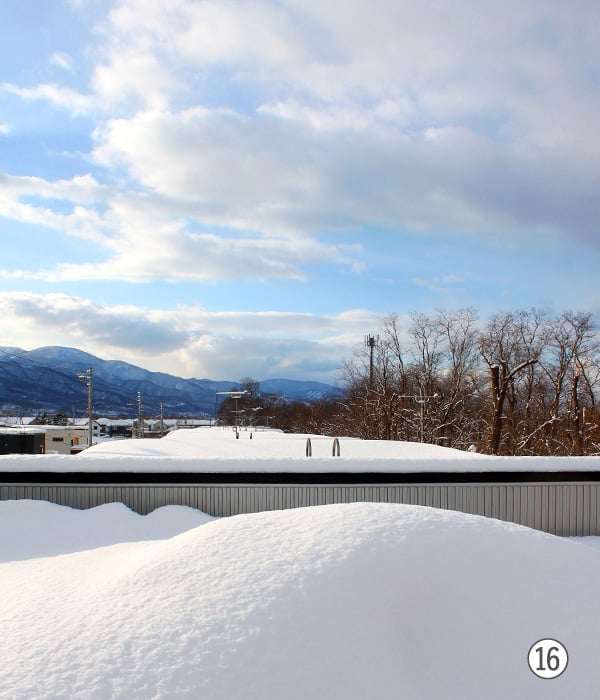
[
  {"left": 2, "top": 427, "right": 600, "bottom": 472},
  {"left": 0, "top": 500, "right": 212, "bottom": 562},
  {"left": 0, "top": 502, "right": 598, "bottom": 699}
]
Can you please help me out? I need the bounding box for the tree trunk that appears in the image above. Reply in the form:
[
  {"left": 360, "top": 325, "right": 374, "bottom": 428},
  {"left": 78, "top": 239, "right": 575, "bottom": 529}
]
[
  {"left": 488, "top": 364, "right": 506, "bottom": 455},
  {"left": 571, "top": 374, "right": 583, "bottom": 456}
]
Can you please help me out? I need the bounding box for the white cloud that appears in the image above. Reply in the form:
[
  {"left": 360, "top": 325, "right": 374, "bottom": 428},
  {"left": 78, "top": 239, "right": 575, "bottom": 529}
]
[
  {"left": 50, "top": 52, "right": 74, "bottom": 72},
  {"left": 0, "top": 123, "right": 11, "bottom": 136},
  {"left": 0, "top": 293, "right": 377, "bottom": 381},
  {"left": 91, "top": 50, "right": 176, "bottom": 111},
  {"left": 3, "top": 0, "right": 600, "bottom": 288},
  {"left": 49, "top": 230, "right": 354, "bottom": 283},
  {"left": 0, "top": 171, "right": 361, "bottom": 282},
  {"left": 412, "top": 275, "right": 466, "bottom": 296},
  {"left": 0, "top": 173, "right": 107, "bottom": 205},
  {"left": 2, "top": 82, "right": 94, "bottom": 116}
]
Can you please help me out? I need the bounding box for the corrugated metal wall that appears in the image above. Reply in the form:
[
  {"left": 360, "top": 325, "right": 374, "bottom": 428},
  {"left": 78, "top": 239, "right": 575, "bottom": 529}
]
[{"left": 1, "top": 480, "right": 599, "bottom": 536}]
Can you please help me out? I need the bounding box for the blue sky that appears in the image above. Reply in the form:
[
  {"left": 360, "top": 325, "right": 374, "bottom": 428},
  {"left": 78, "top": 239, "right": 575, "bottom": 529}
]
[{"left": 1, "top": 0, "right": 599, "bottom": 383}]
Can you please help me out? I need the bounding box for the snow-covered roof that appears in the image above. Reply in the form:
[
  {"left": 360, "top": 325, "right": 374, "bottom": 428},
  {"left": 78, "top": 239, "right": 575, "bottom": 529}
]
[
  {"left": 1, "top": 427, "right": 600, "bottom": 473},
  {"left": 0, "top": 417, "right": 37, "bottom": 426}
]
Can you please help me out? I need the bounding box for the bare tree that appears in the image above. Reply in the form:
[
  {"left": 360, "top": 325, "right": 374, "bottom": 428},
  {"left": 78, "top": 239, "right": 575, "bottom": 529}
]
[
  {"left": 434, "top": 309, "right": 482, "bottom": 449},
  {"left": 479, "top": 311, "right": 544, "bottom": 455},
  {"left": 299, "top": 306, "right": 600, "bottom": 456}
]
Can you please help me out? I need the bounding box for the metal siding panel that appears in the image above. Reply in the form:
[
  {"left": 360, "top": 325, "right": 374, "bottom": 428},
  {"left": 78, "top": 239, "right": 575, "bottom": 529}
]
[
  {"left": 556, "top": 486, "right": 564, "bottom": 536},
  {"left": 224, "top": 486, "right": 233, "bottom": 517},
  {"left": 447, "top": 487, "right": 456, "bottom": 513},
  {"left": 476, "top": 486, "right": 484, "bottom": 516},
  {"left": 539, "top": 486, "right": 548, "bottom": 534},
  {"left": 205, "top": 487, "right": 214, "bottom": 516},
  {"left": 462, "top": 485, "right": 471, "bottom": 514},
  {"left": 548, "top": 484, "right": 559, "bottom": 535},
  {"left": 429, "top": 486, "right": 437, "bottom": 508},
  {"left": 498, "top": 486, "right": 507, "bottom": 523},
  {"left": 511, "top": 486, "right": 519, "bottom": 524},
  {"left": 484, "top": 487, "right": 491, "bottom": 519},
  {"left": 562, "top": 485, "right": 571, "bottom": 536},
  {"left": 525, "top": 485, "right": 533, "bottom": 529},
  {"left": 238, "top": 486, "right": 245, "bottom": 513},
  {"left": 214, "top": 487, "right": 221, "bottom": 516},
  {"left": 261, "top": 486, "right": 269, "bottom": 512},
  {"left": 515, "top": 486, "right": 524, "bottom": 528},
  {"left": 441, "top": 486, "right": 448, "bottom": 511},
  {"left": 560, "top": 485, "right": 571, "bottom": 537},
  {"left": 488, "top": 486, "right": 496, "bottom": 520},
  {"left": 569, "top": 485, "right": 578, "bottom": 537},
  {"left": 529, "top": 486, "right": 537, "bottom": 530},
  {"left": 216, "top": 487, "right": 226, "bottom": 516},
  {"left": 577, "top": 486, "right": 585, "bottom": 536},
  {"left": 583, "top": 486, "right": 591, "bottom": 536},
  {"left": 463, "top": 486, "right": 471, "bottom": 516},
  {"left": 3, "top": 479, "right": 600, "bottom": 535},
  {"left": 533, "top": 486, "right": 541, "bottom": 531}
]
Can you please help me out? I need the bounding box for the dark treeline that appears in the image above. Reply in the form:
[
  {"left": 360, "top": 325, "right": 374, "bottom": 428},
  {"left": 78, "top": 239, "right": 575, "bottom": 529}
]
[{"left": 242, "top": 308, "right": 600, "bottom": 456}]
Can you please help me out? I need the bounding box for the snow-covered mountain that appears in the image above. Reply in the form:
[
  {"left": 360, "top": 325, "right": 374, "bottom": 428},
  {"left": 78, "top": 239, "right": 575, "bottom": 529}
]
[{"left": 0, "top": 346, "right": 342, "bottom": 416}]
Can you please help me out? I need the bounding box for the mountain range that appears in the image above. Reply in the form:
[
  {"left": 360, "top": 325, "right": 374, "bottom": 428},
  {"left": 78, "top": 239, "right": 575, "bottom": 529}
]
[{"left": 0, "top": 346, "right": 342, "bottom": 417}]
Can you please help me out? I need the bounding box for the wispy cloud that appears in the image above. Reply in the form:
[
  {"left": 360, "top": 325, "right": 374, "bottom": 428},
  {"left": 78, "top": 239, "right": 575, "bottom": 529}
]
[
  {"left": 50, "top": 52, "right": 74, "bottom": 73},
  {"left": 2, "top": 82, "right": 93, "bottom": 116},
  {"left": 0, "top": 168, "right": 363, "bottom": 282}
]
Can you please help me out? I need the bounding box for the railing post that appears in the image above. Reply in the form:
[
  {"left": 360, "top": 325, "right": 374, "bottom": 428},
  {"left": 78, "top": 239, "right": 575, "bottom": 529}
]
[{"left": 332, "top": 438, "right": 340, "bottom": 456}]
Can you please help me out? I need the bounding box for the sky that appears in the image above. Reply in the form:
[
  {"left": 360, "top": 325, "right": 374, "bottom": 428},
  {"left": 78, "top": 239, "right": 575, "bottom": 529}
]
[{"left": 0, "top": 0, "right": 599, "bottom": 384}]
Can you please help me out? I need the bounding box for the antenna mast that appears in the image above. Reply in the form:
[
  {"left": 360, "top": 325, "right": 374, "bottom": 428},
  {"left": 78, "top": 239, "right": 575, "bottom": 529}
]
[{"left": 365, "top": 335, "right": 379, "bottom": 391}]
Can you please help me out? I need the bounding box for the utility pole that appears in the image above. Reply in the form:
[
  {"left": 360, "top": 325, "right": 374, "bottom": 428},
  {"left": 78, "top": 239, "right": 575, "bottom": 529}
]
[
  {"left": 398, "top": 392, "right": 443, "bottom": 443},
  {"left": 159, "top": 401, "right": 164, "bottom": 436},
  {"left": 137, "top": 391, "right": 144, "bottom": 438},
  {"left": 215, "top": 390, "right": 250, "bottom": 436},
  {"left": 77, "top": 367, "right": 93, "bottom": 448}
]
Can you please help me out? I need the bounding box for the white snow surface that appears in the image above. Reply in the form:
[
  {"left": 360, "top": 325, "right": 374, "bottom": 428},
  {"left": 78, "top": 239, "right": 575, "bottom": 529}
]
[
  {"left": 0, "top": 500, "right": 212, "bottom": 562},
  {"left": 0, "top": 500, "right": 599, "bottom": 699},
  {"left": 2, "top": 433, "right": 600, "bottom": 697},
  {"left": 2, "top": 426, "right": 600, "bottom": 472}
]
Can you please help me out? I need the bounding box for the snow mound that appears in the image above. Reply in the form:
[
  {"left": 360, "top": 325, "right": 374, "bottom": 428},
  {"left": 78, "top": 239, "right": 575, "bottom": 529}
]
[
  {"left": 0, "top": 503, "right": 598, "bottom": 699},
  {"left": 0, "top": 500, "right": 213, "bottom": 562}
]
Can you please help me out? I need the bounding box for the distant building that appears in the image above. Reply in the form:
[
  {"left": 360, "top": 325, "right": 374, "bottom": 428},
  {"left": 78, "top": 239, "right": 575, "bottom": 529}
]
[
  {"left": 0, "top": 428, "right": 45, "bottom": 454},
  {"left": 41, "top": 426, "right": 92, "bottom": 455},
  {"left": 97, "top": 418, "right": 135, "bottom": 438},
  {"left": 70, "top": 418, "right": 101, "bottom": 438}
]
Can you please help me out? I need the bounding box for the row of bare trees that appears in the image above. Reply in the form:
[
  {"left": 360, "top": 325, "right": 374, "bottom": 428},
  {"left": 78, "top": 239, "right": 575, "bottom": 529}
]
[{"left": 277, "top": 309, "right": 600, "bottom": 456}]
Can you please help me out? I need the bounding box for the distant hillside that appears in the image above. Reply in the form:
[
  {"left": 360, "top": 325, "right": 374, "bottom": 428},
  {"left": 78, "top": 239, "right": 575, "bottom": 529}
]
[{"left": 0, "top": 346, "right": 343, "bottom": 417}]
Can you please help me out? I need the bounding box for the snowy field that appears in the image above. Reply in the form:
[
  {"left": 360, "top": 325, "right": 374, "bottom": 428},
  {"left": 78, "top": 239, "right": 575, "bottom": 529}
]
[{"left": 1, "top": 430, "right": 600, "bottom": 698}]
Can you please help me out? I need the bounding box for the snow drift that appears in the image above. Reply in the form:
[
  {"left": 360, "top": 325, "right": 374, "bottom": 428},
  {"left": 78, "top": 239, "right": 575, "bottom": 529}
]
[
  {"left": 0, "top": 500, "right": 212, "bottom": 562},
  {"left": 1, "top": 502, "right": 598, "bottom": 699}
]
